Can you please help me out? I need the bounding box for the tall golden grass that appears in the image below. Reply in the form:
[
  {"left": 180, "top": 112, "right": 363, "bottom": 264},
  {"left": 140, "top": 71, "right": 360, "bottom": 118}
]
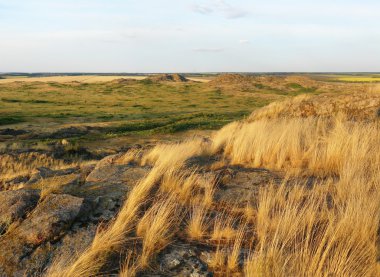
[
  {"left": 47, "top": 93, "right": 380, "bottom": 276},
  {"left": 0, "top": 152, "right": 71, "bottom": 182},
  {"left": 212, "top": 116, "right": 380, "bottom": 176}
]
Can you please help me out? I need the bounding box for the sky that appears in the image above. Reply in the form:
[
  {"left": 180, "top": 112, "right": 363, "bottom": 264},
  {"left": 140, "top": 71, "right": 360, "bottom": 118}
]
[{"left": 0, "top": 0, "right": 379, "bottom": 72}]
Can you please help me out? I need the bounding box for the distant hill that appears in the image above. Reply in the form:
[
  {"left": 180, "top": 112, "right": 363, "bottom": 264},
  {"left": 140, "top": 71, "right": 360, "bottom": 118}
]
[{"left": 146, "top": 74, "right": 189, "bottom": 83}]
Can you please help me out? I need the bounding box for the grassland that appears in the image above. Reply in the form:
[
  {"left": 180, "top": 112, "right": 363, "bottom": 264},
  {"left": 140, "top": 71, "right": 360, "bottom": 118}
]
[
  {"left": 1, "top": 73, "right": 376, "bottom": 154},
  {"left": 0, "top": 76, "right": 309, "bottom": 153}
]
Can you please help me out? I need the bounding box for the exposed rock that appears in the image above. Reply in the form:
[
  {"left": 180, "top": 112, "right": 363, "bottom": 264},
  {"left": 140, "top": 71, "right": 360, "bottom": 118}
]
[
  {"left": 26, "top": 173, "right": 84, "bottom": 198},
  {"left": 0, "top": 194, "right": 83, "bottom": 275},
  {"left": 26, "top": 166, "right": 80, "bottom": 185},
  {"left": 86, "top": 161, "right": 147, "bottom": 185},
  {"left": 83, "top": 154, "right": 149, "bottom": 199},
  {"left": 214, "top": 166, "right": 281, "bottom": 206},
  {"left": 157, "top": 244, "right": 212, "bottom": 276},
  {"left": 14, "top": 193, "right": 83, "bottom": 244},
  {"left": 44, "top": 224, "right": 98, "bottom": 273},
  {"left": 89, "top": 196, "right": 121, "bottom": 222},
  {"left": 0, "top": 189, "right": 40, "bottom": 233}
]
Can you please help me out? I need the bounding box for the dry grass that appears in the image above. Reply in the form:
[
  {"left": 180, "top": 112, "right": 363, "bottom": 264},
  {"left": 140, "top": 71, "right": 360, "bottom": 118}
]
[
  {"left": 159, "top": 169, "right": 199, "bottom": 204},
  {"left": 0, "top": 152, "right": 74, "bottom": 183},
  {"left": 209, "top": 245, "right": 227, "bottom": 271},
  {"left": 187, "top": 205, "right": 209, "bottom": 240},
  {"left": 45, "top": 92, "right": 380, "bottom": 276},
  {"left": 227, "top": 224, "right": 246, "bottom": 271},
  {"left": 249, "top": 175, "right": 380, "bottom": 276},
  {"left": 212, "top": 115, "right": 380, "bottom": 176},
  {"left": 138, "top": 196, "right": 181, "bottom": 267},
  {"left": 141, "top": 138, "right": 211, "bottom": 170},
  {"left": 211, "top": 213, "right": 238, "bottom": 242},
  {"left": 119, "top": 251, "right": 139, "bottom": 277}
]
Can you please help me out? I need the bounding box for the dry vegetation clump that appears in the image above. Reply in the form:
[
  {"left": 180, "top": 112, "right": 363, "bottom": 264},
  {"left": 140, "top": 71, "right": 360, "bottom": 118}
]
[
  {"left": 187, "top": 204, "right": 209, "bottom": 240},
  {"left": 46, "top": 93, "right": 380, "bottom": 276},
  {"left": 138, "top": 195, "right": 182, "bottom": 267},
  {"left": 0, "top": 152, "right": 77, "bottom": 184}
]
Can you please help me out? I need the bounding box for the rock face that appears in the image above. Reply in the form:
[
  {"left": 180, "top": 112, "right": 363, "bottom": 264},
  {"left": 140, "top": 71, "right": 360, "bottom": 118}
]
[
  {"left": 83, "top": 153, "right": 149, "bottom": 199},
  {"left": 0, "top": 189, "right": 40, "bottom": 233},
  {"left": 14, "top": 194, "right": 83, "bottom": 244},
  {"left": 26, "top": 166, "right": 80, "bottom": 185},
  {"left": 215, "top": 166, "right": 281, "bottom": 207},
  {"left": 0, "top": 194, "right": 84, "bottom": 275},
  {"left": 158, "top": 244, "right": 212, "bottom": 276}
]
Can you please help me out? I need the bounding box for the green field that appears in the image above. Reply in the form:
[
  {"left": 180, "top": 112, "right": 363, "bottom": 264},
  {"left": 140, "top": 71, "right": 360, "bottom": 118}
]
[{"left": 0, "top": 80, "right": 273, "bottom": 133}]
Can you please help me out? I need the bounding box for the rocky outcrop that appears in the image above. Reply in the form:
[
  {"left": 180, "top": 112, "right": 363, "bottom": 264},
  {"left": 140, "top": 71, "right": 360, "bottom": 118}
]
[
  {"left": 215, "top": 166, "right": 281, "bottom": 207},
  {"left": 26, "top": 166, "right": 80, "bottom": 185},
  {"left": 83, "top": 153, "right": 149, "bottom": 199},
  {"left": 0, "top": 194, "right": 83, "bottom": 275},
  {"left": 157, "top": 244, "right": 212, "bottom": 276},
  {"left": 0, "top": 148, "right": 281, "bottom": 276},
  {"left": 0, "top": 189, "right": 40, "bottom": 234}
]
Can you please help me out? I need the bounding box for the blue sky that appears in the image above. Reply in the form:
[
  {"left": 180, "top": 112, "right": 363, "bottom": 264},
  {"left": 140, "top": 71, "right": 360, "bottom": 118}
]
[{"left": 0, "top": 0, "right": 379, "bottom": 72}]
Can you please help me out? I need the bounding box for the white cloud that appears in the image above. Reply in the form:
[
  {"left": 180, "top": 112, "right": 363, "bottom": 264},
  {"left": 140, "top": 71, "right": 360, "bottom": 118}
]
[
  {"left": 191, "top": 4, "right": 213, "bottom": 15},
  {"left": 239, "top": 39, "right": 250, "bottom": 44},
  {"left": 192, "top": 48, "right": 224, "bottom": 52},
  {"left": 191, "top": 0, "right": 249, "bottom": 19}
]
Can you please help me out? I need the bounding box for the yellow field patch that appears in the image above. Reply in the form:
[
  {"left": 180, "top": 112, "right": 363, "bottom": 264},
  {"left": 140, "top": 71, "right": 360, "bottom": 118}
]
[
  {"left": 336, "top": 77, "right": 380, "bottom": 82},
  {"left": 0, "top": 75, "right": 147, "bottom": 84}
]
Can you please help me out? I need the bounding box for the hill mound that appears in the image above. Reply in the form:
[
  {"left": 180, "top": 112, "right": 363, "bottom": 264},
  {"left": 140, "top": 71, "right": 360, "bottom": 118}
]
[
  {"left": 249, "top": 91, "right": 380, "bottom": 121},
  {"left": 208, "top": 74, "right": 254, "bottom": 85},
  {"left": 109, "top": 78, "right": 138, "bottom": 85},
  {"left": 146, "top": 74, "right": 189, "bottom": 83},
  {"left": 208, "top": 74, "right": 373, "bottom": 97},
  {"left": 208, "top": 74, "right": 317, "bottom": 91}
]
